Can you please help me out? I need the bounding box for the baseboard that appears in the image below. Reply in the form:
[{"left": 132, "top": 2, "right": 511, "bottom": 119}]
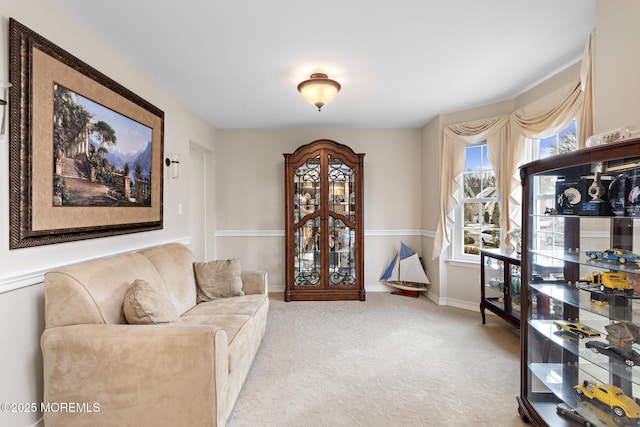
[
  {"left": 269, "top": 283, "right": 401, "bottom": 294},
  {"left": 443, "top": 297, "right": 480, "bottom": 313}
]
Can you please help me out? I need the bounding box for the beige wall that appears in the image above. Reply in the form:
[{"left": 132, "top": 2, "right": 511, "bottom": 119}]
[
  {"left": 0, "top": 1, "right": 216, "bottom": 426},
  {"left": 594, "top": 0, "right": 640, "bottom": 132},
  {"left": 214, "top": 129, "right": 422, "bottom": 291},
  {"left": 420, "top": 117, "right": 442, "bottom": 299}
]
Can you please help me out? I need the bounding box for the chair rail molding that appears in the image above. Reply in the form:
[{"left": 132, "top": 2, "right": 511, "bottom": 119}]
[
  {"left": 0, "top": 237, "right": 191, "bottom": 294},
  {"left": 216, "top": 229, "right": 435, "bottom": 237}
]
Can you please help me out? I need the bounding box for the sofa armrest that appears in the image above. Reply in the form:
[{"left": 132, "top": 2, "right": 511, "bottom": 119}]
[
  {"left": 241, "top": 270, "right": 268, "bottom": 295},
  {"left": 41, "top": 323, "right": 229, "bottom": 426}
]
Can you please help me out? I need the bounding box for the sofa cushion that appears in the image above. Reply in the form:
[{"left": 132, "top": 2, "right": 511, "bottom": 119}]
[
  {"left": 44, "top": 252, "right": 167, "bottom": 327},
  {"left": 138, "top": 243, "right": 198, "bottom": 316},
  {"left": 180, "top": 314, "right": 251, "bottom": 372},
  {"left": 194, "top": 259, "right": 245, "bottom": 301},
  {"left": 183, "top": 294, "right": 267, "bottom": 317},
  {"left": 123, "top": 279, "right": 181, "bottom": 324}
]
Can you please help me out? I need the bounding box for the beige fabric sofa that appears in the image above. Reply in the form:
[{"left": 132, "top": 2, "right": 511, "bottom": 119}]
[{"left": 41, "top": 243, "right": 269, "bottom": 426}]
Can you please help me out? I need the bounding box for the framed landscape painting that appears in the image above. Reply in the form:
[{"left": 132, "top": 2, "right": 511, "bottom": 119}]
[{"left": 9, "top": 19, "right": 164, "bottom": 249}]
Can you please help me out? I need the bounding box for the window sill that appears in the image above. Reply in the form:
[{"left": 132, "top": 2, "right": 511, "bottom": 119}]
[{"left": 446, "top": 258, "right": 480, "bottom": 268}]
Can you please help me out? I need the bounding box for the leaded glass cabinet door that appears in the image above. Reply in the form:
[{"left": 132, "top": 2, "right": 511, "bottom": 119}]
[{"left": 284, "top": 140, "right": 365, "bottom": 302}]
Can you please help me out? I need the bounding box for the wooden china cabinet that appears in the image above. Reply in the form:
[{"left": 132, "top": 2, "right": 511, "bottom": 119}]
[{"left": 284, "top": 140, "right": 365, "bottom": 301}]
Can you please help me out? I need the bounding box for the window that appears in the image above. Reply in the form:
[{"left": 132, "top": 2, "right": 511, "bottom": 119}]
[
  {"left": 451, "top": 120, "right": 577, "bottom": 262},
  {"left": 453, "top": 143, "right": 500, "bottom": 259},
  {"left": 527, "top": 120, "right": 577, "bottom": 254},
  {"left": 529, "top": 120, "right": 578, "bottom": 161}
]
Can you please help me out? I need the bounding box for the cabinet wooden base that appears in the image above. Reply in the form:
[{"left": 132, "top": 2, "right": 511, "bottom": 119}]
[{"left": 285, "top": 289, "right": 365, "bottom": 302}]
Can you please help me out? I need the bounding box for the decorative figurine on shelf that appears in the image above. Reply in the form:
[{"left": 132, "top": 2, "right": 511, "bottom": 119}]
[
  {"left": 585, "top": 248, "right": 640, "bottom": 265},
  {"left": 589, "top": 271, "right": 634, "bottom": 296},
  {"left": 585, "top": 340, "right": 640, "bottom": 367},
  {"left": 588, "top": 171, "right": 606, "bottom": 203},
  {"left": 556, "top": 403, "right": 591, "bottom": 426},
  {"left": 553, "top": 321, "right": 601, "bottom": 339},
  {"left": 604, "top": 322, "right": 640, "bottom": 347},
  {"left": 574, "top": 380, "right": 640, "bottom": 420},
  {"left": 304, "top": 231, "right": 319, "bottom": 252}
]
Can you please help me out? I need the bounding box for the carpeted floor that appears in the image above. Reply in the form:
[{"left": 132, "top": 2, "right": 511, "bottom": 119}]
[{"left": 227, "top": 292, "right": 528, "bottom": 427}]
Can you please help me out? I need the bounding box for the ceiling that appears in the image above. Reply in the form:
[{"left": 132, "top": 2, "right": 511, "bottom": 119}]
[{"left": 52, "top": 0, "right": 595, "bottom": 129}]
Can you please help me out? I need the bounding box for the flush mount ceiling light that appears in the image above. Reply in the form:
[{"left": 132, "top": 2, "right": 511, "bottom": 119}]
[{"left": 297, "top": 73, "right": 341, "bottom": 111}]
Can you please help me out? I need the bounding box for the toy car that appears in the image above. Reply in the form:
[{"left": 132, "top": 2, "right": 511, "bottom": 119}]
[
  {"left": 574, "top": 380, "right": 640, "bottom": 419},
  {"left": 556, "top": 403, "right": 593, "bottom": 426},
  {"left": 585, "top": 340, "right": 640, "bottom": 367},
  {"left": 553, "top": 321, "right": 601, "bottom": 339},
  {"left": 587, "top": 272, "right": 635, "bottom": 295},
  {"left": 586, "top": 248, "right": 640, "bottom": 264}
]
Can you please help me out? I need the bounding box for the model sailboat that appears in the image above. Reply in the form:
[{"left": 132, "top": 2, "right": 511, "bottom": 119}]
[{"left": 380, "top": 242, "right": 430, "bottom": 297}]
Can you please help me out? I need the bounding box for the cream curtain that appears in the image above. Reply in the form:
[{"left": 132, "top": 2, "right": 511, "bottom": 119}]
[
  {"left": 511, "top": 80, "right": 583, "bottom": 144},
  {"left": 432, "top": 115, "right": 509, "bottom": 259},
  {"left": 508, "top": 80, "right": 583, "bottom": 236},
  {"left": 432, "top": 30, "right": 595, "bottom": 261},
  {"left": 508, "top": 29, "right": 594, "bottom": 226},
  {"left": 579, "top": 29, "right": 595, "bottom": 147}
]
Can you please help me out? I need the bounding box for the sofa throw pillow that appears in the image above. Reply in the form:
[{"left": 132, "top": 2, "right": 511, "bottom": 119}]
[
  {"left": 194, "top": 258, "right": 245, "bottom": 302},
  {"left": 123, "top": 279, "right": 181, "bottom": 325}
]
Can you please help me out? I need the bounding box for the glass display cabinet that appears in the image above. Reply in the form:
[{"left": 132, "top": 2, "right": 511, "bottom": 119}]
[
  {"left": 518, "top": 138, "right": 640, "bottom": 426},
  {"left": 284, "top": 140, "right": 365, "bottom": 301},
  {"left": 480, "top": 249, "right": 521, "bottom": 328}
]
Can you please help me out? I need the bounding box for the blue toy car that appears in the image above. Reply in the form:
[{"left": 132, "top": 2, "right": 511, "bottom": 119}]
[{"left": 585, "top": 248, "right": 640, "bottom": 264}]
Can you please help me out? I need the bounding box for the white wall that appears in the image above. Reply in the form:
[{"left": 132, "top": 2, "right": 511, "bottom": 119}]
[{"left": 0, "top": 1, "right": 217, "bottom": 426}]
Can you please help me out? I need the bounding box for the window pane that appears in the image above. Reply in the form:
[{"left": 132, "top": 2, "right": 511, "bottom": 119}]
[
  {"left": 482, "top": 145, "right": 492, "bottom": 169},
  {"left": 463, "top": 202, "right": 500, "bottom": 255},
  {"left": 459, "top": 142, "right": 500, "bottom": 257},
  {"left": 538, "top": 176, "right": 556, "bottom": 197},
  {"left": 481, "top": 172, "right": 496, "bottom": 196},
  {"left": 539, "top": 136, "right": 556, "bottom": 159},
  {"left": 465, "top": 145, "right": 482, "bottom": 171},
  {"left": 463, "top": 172, "right": 482, "bottom": 197},
  {"left": 537, "top": 120, "right": 577, "bottom": 160}
]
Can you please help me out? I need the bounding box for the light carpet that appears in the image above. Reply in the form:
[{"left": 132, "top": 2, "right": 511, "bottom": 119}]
[{"left": 227, "top": 292, "right": 528, "bottom": 427}]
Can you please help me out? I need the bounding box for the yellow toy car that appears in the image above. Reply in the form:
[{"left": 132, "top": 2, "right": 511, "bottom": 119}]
[
  {"left": 574, "top": 380, "right": 640, "bottom": 419},
  {"left": 588, "top": 272, "right": 634, "bottom": 296},
  {"left": 553, "top": 321, "right": 601, "bottom": 339}
]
